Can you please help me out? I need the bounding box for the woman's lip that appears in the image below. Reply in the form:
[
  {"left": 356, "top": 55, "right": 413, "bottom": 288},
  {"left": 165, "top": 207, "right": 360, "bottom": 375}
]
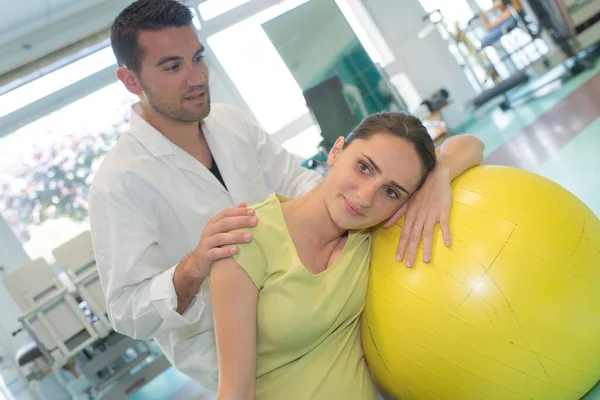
[{"left": 344, "top": 197, "right": 363, "bottom": 217}]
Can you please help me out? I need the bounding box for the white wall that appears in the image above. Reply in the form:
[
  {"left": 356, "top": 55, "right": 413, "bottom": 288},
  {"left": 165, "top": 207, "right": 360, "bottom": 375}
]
[
  {"left": 263, "top": 0, "right": 358, "bottom": 89},
  {"left": 362, "top": 0, "right": 476, "bottom": 129}
]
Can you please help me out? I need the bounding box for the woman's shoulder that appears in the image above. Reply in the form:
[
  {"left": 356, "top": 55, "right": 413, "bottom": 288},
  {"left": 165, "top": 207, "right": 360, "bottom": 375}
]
[
  {"left": 249, "top": 193, "right": 288, "bottom": 230},
  {"left": 250, "top": 193, "right": 288, "bottom": 210},
  {"left": 231, "top": 194, "right": 289, "bottom": 288},
  {"left": 235, "top": 193, "right": 288, "bottom": 250}
]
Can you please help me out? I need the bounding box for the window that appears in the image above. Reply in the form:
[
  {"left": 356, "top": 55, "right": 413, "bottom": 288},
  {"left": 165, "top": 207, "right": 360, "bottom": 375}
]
[
  {"left": 281, "top": 125, "right": 323, "bottom": 159},
  {"left": 418, "top": 0, "right": 476, "bottom": 28},
  {"left": 207, "top": 0, "right": 311, "bottom": 133},
  {"left": 334, "top": 0, "right": 395, "bottom": 66},
  {"left": 198, "top": 0, "right": 253, "bottom": 20},
  {"left": 0, "top": 47, "right": 116, "bottom": 119},
  {"left": 189, "top": 6, "right": 202, "bottom": 30},
  {"left": 0, "top": 82, "right": 137, "bottom": 262}
]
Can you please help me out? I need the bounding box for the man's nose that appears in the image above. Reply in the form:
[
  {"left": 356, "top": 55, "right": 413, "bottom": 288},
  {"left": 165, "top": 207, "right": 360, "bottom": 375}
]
[{"left": 185, "top": 63, "right": 206, "bottom": 87}]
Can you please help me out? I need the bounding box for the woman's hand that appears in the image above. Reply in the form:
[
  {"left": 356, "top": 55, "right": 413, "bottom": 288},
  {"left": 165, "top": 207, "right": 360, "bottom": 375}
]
[
  {"left": 384, "top": 166, "right": 453, "bottom": 267},
  {"left": 383, "top": 133, "right": 484, "bottom": 267}
]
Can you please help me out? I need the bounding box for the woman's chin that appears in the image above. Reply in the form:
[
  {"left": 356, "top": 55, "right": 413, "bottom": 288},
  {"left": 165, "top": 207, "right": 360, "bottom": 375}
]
[
  {"left": 334, "top": 216, "right": 373, "bottom": 231},
  {"left": 331, "top": 207, "right": 380, "bottom": 230}
]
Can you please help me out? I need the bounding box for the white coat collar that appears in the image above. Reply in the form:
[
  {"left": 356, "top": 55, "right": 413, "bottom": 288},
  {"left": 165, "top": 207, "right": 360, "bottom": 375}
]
[
  {"left": 128, "top": 102, "right": 228, "bottom": 195},
  {"left": 128, "top": 102, "right": 175, "bottom": 158}
]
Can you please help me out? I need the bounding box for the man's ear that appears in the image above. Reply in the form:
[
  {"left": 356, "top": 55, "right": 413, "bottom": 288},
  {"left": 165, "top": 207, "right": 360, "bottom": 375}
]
[
  {"left": 327, "top": 136, "right": 346, "bottom": 166},
  {"left": 117, "top": 66, "right": 143, "bottom": 96}
]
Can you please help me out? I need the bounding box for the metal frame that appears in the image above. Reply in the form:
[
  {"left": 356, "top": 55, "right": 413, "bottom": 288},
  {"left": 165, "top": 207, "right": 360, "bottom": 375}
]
[
  {"left": 97, "top": 354, "right": 171, "bottom": 400},
  {"left": 19, "top": 281, "right": 101, "bottom": 367},
  {"left": 64, "top": 261, "right": 112, "bottom": 338}
]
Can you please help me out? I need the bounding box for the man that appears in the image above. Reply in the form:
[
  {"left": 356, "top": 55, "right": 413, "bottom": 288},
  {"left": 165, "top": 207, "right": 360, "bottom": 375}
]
[{"left": 89, "top": 0, "right": 483, "bottom": 393}]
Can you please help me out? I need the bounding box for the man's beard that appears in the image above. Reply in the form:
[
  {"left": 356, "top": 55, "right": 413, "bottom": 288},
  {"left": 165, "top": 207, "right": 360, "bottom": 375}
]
[{"left": 141, "top": 81, "right": 211, "bottom": 122}]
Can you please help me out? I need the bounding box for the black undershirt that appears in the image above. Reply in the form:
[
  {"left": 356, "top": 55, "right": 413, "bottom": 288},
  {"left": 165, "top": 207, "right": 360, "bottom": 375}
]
[{"left": 209, "top": 156, "right": 227, "bottom": 190}]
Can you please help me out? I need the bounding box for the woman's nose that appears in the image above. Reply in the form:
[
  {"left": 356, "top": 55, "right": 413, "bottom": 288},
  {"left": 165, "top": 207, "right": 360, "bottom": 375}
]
[{"left": 357, "top": 182, "right": 377, "bottom": 208}]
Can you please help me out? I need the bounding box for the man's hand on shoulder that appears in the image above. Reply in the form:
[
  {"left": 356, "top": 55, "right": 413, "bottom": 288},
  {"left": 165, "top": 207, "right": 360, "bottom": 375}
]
[{"left": 173, "top": 203, "right": 259, "bottom": 313}]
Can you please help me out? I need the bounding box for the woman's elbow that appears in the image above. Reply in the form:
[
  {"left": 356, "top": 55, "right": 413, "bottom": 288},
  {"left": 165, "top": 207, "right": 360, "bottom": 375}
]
[{"left": 460, "top": 134, "right": 485, "bottom": 163}]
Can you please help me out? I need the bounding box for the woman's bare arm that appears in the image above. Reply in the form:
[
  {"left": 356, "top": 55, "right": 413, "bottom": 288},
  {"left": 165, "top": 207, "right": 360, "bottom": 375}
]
[{"left": 211, "top": 257, "right": 259, "bottom": 400}]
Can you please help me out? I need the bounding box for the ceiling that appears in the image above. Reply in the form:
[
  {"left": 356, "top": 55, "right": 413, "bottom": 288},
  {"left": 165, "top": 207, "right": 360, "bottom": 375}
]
[
  {"left": 0, "top": 0, "right": 132, "bottom": 77},
  {"left": 0, "top": 0, "right": 106, "bottom": 47}
]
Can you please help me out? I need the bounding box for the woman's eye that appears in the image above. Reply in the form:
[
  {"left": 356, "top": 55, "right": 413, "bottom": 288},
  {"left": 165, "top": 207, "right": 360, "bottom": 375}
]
[
  {"left": 358, "top": 161, "right": 370, "bottom": 173},
  {"left": 385, "top": 187, "right": 398, "bottom": 199}
]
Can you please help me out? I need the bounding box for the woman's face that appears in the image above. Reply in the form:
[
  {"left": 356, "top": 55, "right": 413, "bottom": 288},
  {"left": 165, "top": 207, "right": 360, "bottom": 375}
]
[{"left": 322, "top": 133, "right": 425, "bottom": 230}]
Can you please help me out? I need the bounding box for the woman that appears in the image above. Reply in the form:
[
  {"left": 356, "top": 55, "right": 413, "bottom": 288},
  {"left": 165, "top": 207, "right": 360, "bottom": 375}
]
[{"left": 210, "top": 112, "right": 483, "bottom": 399}]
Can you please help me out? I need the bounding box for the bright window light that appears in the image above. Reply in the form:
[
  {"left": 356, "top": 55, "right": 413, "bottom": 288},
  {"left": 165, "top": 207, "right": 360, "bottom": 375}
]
[
  {"left": 0, "top": 47, "right": 117, "bottom": 119},
  {"left": 198, "top": 0, "right": 253, "bottom": 20},
  {"left": 334, "top": 0, "right": 395, "bottom": 66},
  {"left": 281, "top": 125, "right": 323, "bottom": 159},
  {"left": 0, "top": 81, "right": 137, "bottom": 262},
  {"left": 190, "top": 6, "right": 202, "bottom": 30},
  {"left": 207, "top": 0, "right": 311, "bottom": 133},
  {"left": 418, "top": 0, "right": 476, "bottom": 28}
]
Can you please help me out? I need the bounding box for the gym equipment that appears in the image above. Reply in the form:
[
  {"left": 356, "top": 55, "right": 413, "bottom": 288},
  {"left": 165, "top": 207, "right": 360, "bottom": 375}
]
[
  {"left": 420, "top": 89, "right": 450, "bottom": 113},
  {"left": 468, "top": 0, "right": 595, "bottom": 110},
  {"left": 471, "top": 69, "right": 529, "bottom": 109},
  {"left": 2, "top": 231, "right": 170, "bottom": 399},
  {"left": 303, "top": 76, "right": 361, "bottom": 152},
  {"left": 362, "top": 165, "right": 600, "bottom": 400}
]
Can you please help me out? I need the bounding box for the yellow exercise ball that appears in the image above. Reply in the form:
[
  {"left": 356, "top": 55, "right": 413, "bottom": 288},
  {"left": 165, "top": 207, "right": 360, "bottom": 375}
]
[{"left": 362, "top": 165, "right": 600, "bottom": 400}]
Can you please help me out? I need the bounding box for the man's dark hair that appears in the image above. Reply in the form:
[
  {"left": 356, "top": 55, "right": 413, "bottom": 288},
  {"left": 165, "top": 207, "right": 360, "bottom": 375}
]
[{"left": 111, "top": 0, "right": 193, "bottom": 74}]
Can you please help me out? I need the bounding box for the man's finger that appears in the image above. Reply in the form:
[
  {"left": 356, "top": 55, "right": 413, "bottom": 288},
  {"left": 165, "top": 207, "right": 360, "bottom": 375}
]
[
  {"left": 213, "top": 216, "right": 258, "bottom": 235},
  {"left": 207, "top": 231, "right": 253, "bottom": 251},
  {"left": 237, "top": 202, "right": 247, "bottom": 208},
  {"left": 207, "top": 246, "right": 239, "bottom": 263},
  {"left": 384, "top": 203, "right": 407, "bottom": 228},
  {"left": 440, "top": 213, "right": 452, "bottom": 247},
  {"left": 210, "top": 207, "right": 255, "bottom": 225}
]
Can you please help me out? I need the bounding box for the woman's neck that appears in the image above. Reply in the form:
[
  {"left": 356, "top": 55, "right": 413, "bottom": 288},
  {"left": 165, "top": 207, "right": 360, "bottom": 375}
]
[{"left": 282, "top": 185, "right": 346, "bottom": 246}]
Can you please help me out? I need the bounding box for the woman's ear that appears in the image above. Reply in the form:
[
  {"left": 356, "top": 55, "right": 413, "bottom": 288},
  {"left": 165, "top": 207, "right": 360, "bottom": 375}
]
[{"left": 327, "top": 136, "right": 346, "bottom": 166}]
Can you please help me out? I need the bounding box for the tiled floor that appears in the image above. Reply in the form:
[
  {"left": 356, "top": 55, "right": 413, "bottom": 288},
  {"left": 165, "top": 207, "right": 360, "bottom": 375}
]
[
  {"left": 535, "top": 117, "right": 600, "bottom": 218},
  {"left": 128, "top": 366, "right": 209, "bottom": 400},
  {"left": 459, "top": 60, "right": 600, "bottom": 159},
  {"left": 461, "top": 60, "right": 600, "bottom": 219}
]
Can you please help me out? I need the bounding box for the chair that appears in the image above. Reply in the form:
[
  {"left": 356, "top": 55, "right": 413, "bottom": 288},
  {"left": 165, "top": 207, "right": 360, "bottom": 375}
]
[
  {"left": 52, "top": 231, "right": 111, "bottom": 336},
  {"left": 3, "top": 258, "right": 100, "bottom": 366}
]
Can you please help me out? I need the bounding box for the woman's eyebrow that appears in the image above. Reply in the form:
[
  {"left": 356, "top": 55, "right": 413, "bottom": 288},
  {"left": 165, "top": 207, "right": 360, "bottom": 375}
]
[{"left": 361, "top": 153, "right": 409, "bottom": 195}]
